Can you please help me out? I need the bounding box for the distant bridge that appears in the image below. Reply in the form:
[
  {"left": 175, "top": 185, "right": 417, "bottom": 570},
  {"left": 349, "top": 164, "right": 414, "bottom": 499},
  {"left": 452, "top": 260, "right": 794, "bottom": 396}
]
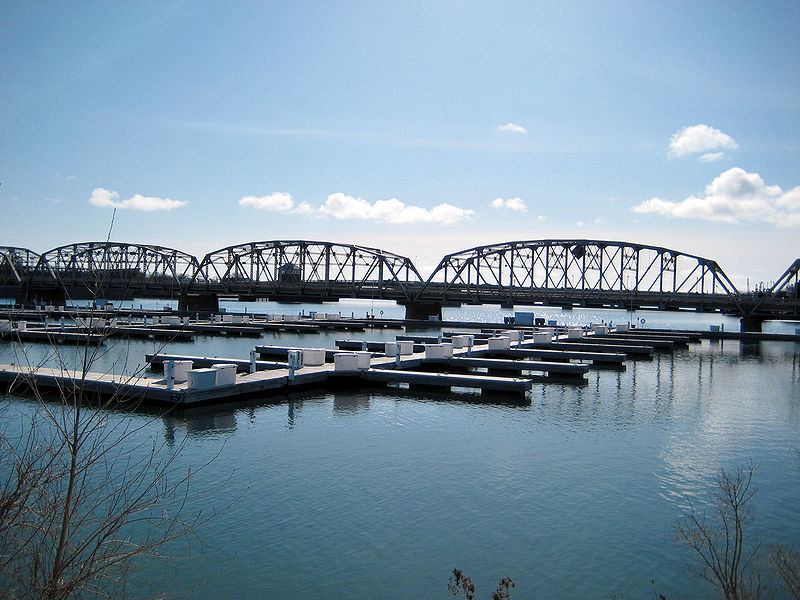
[{"left": 2, "top": 239, "right": 798, "bottom": 331}]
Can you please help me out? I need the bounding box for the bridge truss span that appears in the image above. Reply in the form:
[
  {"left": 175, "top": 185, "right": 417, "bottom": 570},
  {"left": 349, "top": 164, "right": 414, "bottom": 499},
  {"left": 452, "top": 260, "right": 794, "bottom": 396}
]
[
  {"left": 27, "top": 242, "right": 202, "bottom": 301},
  {"left": 193, "top": 240, "right": 424, "bottom": 302},
  {"left": 0, "top": 247, "right": 41, "bottom": 287},
  {"left": 416, "top": 239, "right": 744, "bottom": 312}
]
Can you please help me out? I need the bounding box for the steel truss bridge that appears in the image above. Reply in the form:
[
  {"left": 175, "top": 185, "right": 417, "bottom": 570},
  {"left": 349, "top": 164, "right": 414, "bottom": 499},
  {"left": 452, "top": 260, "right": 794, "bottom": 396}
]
[{"left": 2, "top": 240, "right": 798, "bottom": 329}]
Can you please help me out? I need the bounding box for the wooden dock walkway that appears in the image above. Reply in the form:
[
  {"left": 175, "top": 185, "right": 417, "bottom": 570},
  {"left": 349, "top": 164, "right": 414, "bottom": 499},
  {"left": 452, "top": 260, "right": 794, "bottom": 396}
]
[
  {"left": 145, "top": 353, "right": 288, "bottom": 372},
  {"left": 9, "top": 319, "right": 745, "bottom": 409},
  {"left": 0, "top": 329, "right": 108, "bottom": 345}
]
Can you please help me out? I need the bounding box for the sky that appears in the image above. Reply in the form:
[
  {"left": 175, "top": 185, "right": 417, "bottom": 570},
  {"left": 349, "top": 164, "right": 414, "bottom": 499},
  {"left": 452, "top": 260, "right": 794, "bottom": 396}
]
[{"left": 1, "top": 1, "right": 799, "bottom": 286}]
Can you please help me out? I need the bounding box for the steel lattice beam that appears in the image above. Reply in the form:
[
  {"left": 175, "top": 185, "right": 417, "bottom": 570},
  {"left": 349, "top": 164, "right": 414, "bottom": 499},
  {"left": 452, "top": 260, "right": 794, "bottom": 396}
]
[
  {"left": 415, "top": 239, "right": 745, "bottom": 312},
  {"left": 193, "top": 240, "right": 423, "bottom": 301},
  {"left": 0, "top": 247, "right": 41, "bottom": 286},
  {"left": 28, "top": 242, "right": 201, "bottom": 299}
]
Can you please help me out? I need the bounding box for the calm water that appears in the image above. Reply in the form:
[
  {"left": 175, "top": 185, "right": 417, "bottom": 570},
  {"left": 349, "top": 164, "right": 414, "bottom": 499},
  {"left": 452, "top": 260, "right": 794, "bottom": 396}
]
[{"left": 2, "top": 300, "right": 799, "bottom": 599}]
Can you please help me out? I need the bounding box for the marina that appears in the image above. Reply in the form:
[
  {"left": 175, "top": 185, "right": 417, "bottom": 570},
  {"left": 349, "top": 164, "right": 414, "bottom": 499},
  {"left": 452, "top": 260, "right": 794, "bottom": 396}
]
[
  {"left": 5, "top": 309, "right": 794, "bottom": 406},
  {"left": 2, "top": 298, "right": 799, "bottom": 600}
]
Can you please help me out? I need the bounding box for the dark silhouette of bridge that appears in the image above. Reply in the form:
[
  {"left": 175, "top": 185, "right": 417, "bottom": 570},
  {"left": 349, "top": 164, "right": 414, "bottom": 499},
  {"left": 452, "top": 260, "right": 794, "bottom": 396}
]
[{"left": 2, "top": 240, "right": 798, "bottom": 331}]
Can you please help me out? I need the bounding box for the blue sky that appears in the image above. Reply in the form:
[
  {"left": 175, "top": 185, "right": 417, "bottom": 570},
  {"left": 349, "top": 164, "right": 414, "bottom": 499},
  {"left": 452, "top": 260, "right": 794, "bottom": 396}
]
[{"left": 2, "top": 1, "right": 798, "bottom": 285}]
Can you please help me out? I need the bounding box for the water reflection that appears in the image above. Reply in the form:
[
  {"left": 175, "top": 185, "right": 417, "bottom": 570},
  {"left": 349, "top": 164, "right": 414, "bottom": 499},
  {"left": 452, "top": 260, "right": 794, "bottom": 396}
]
[
  {"left": 162, "top": 409, "right": 237, "bottom": 444},
  {"left": 332, "top": 392, "right": 371, "bottom": 415}
]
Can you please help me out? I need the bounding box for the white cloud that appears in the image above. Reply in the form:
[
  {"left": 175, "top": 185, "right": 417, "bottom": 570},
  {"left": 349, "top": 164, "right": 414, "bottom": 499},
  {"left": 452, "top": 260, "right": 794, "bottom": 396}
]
[
  {"left": 668, "top": 124, "right": 737, "bottom": 159},
  {"left": 699, "top": 152, "right": 726, "bottom": 163},
  {"left": 89, "top": 188, "right": 188, "bottom": 211},
  {"left": 239, "top": 192, "right": 294, "bottom": 211},
  {"left": 320, "top": 193, "right": 474, "bottom": 225},
  {"left": 632, "top": 167, "right": 800, "bottom": 227},
  {"left": 491, "top": 197, "right": 527, "bottom": 211},
  {"left": 497, "top": 123, "right": 527, "bottom": 134},
  {"left": 294, "top": 201, "right": 314, "bottom": 215},
  {"left": 238, "top": 192, "right": 316, "bottom": 216}
]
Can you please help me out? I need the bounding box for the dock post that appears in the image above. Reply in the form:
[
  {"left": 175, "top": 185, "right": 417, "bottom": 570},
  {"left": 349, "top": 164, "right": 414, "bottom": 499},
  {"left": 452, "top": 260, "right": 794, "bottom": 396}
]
[
  {"left": 166, "top": 360, "right": 174, "bottom": 390},
  {"left": 288, "top": 350, "right": 302, "bottom": 381},
  {"left": 250, "top": 350, "right": 257, "bottom": 373},
  {"left": 60, "top": 317, "right": 64, "bottom": 332},
  {"left": 467, "top": 337, "right": 473, "bottom": 357},
  {"left": 395, "top": 344, "right": 401, "bottom": 367}
]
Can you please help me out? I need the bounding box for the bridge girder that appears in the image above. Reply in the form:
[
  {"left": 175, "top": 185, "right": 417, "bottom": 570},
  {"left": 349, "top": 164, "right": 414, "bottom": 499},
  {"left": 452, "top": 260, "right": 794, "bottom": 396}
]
[
  {"left": 27, "top": 242, "right": 201, "bottom": 300},
  {"left": 193, "top": 240, "right": 423, "bottom": 301},
  {"left": 415, "top": 239, "right": 744, "bottom": 312},
  {"left": 0, "top": 247, "right": 41, "bottom": 287}
]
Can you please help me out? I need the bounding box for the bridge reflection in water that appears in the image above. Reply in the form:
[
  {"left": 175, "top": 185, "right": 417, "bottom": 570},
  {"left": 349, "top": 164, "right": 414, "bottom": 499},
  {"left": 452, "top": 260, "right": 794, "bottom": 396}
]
[{"left": 2, "top": 239, "right": 798, "bottom": 330}]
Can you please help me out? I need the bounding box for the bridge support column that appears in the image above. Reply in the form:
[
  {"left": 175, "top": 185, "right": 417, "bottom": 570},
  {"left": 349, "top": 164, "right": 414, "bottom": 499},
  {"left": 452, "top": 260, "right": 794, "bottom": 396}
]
[
  {"left": 24, "top": 287, "right": 66, "bottom": 308},
  {"left": 740, "top": 317, "right": 764, "bottom": 333},
  {"left": 178, "top": 293, "right": 219, "bottom": 314},
  {"left": 403, "top": 301, "right": 443, "bottom": 321}
]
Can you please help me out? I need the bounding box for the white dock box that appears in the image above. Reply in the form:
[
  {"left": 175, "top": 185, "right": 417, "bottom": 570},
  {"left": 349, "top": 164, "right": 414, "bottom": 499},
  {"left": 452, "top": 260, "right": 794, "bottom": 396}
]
[
  {"left": 212, "top": 363, "right": 237, "bottom": 386},
  {"left": 302, "top": 348, "right": 327, "bottom": 367},
  {"left": 506, "top": 330, "right": 522, "bottom": 343},
  {"left": 488, "top": 336, "right": 510, "bottom": 350},
  {"left": 567, "top": 327, "right": 584, "bottom": 339},
  {"left": 355, "top": 351, "right": 372, "bottom": 370},
  {"left": 615, "top": 324, "right": 630, "bottom": 332},
  {"left": 187, "top": 368, "right": 218, "bottom": 390},
  {"left": 16, "top": 321, "right": 27, "bottom": 332},
  {"left": 334, "top": 353, "right": 359, "bottom": 371},
  {"left": 384, "top": 341, "right": 398, "bottom": 356},
  {"left": 533, "top": 332, "right": 552, "bottom": 344},
  {"left": 173, "top": 360, "right": 193, "bottom": 383},
  {"left": 592, "top": 324, "right": 609, "bottom": 335},
  {"left": 397, "top": 340, "right": 414, "bottom": 355},
  {"left": 425, "top": 343, "right": 454, "bottom": 359},
  {"left": 451, "top": 334, "right": 474, "bottom": 349}
]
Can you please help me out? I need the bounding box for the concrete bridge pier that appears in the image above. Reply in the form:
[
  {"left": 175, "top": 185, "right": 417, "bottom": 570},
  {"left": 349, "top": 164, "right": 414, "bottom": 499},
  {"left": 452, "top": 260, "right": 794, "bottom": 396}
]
[
  {"left": 403, "top": 301, "right": 444, "bottom": 321},
  {"left": 23, "top": 287, "right": 66, "bottom": 307},
  {"left": 740, "top": 316, "right": 764, "bottom": 333},
  {"left": 178, "top": 293, "right": 219, "bottom": 314}
]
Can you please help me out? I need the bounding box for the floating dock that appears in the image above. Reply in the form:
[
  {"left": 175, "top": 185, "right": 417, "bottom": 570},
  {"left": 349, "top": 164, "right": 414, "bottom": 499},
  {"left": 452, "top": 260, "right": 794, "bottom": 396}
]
[
  {"left": 5, "top": 320, "right": 794, "bottom": 409},
  {"left": 146, "top": 353, "right": 288, "bottom": 372}
]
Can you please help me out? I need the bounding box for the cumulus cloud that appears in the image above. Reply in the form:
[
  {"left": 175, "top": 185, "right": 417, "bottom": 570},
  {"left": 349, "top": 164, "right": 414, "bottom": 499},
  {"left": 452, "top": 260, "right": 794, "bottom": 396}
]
[
  {"left": 632, "top": 167, "right": 800, "bottom": 227},
  {"left": 497, "top": 123, "right": 527, "bottom": 133},
  {"left": 491, "top": 197, "right": 527, "bottom": 211},
  {"left": 319, "top": 193, "right": 474, "bottom": 225},
  {"left": 90, "top": 188, "right": 187, "bottom": 211},
  {"left": 668, "top": 124, "right": 737, "bottom": 159},
  {"left": 239, "top": 192, "right": 294, "bottom": 211},
  {"left": 238, "top": 192, "right": 316, "bottom": 215}
]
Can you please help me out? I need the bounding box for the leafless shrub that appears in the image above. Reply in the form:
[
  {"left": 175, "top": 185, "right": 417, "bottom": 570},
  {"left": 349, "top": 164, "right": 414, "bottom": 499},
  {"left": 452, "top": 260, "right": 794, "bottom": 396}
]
[
  {"left": 1, "top": 302, "right": 225, "bottom": 599},
  {"left": 674, "top": 464, "right": 766, "bottom": 600},
  {"left": 448, "top": 569, "right": 514, "bottom": 600}
]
